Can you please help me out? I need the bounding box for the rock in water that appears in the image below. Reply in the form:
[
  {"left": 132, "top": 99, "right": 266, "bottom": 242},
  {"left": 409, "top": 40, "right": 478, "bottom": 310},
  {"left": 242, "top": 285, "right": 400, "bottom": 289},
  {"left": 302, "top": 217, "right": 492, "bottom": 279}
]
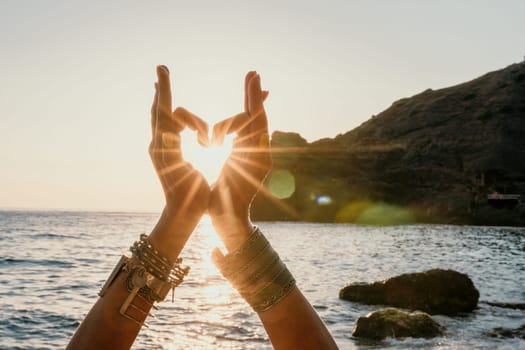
[
  {"left": 484, "top": 302, "right": 525, "bottom": 310},
  {"left": 352, "top": 308, "right": 444, "bottom": 340},
  {"left": 339, "top": 269, "right": 479, "bottom": 315},
  {"left": 485, "top": 324, "right": 525, "bottom": 339}
]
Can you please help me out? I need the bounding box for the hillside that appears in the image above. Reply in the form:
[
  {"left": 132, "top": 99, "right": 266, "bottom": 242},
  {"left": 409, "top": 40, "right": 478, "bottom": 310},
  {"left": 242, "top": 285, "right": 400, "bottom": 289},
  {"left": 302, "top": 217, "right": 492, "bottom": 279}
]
[{"left": 251, "top": 62, "right": 525, "bottom": 225}]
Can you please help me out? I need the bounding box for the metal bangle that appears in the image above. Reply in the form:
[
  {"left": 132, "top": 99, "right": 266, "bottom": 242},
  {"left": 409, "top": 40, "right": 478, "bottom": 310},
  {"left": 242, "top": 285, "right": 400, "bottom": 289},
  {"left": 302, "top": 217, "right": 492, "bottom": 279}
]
[
  {"left": 98, "top": 233, "right": 191, "bottom": 327},
  {"left": 212, "top": 227, "right": 296, "bottom": 312}
]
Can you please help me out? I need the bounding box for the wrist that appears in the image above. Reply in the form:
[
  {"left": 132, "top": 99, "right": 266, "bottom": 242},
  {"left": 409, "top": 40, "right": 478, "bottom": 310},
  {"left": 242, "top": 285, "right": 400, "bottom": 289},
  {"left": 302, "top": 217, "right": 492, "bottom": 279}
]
[
  {"left": 210, "top": 214, "right": 253, "bottom": 252},
  {"left": 149, "top": 206, "right": 201, "bottom": 260}
]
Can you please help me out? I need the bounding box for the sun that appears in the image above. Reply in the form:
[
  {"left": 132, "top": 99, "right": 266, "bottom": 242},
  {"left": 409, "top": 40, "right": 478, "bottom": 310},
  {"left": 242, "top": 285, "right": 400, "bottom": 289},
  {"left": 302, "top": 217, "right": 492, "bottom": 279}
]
[{"left": 180, "top": 129, "right": 233, "bottom": 184}]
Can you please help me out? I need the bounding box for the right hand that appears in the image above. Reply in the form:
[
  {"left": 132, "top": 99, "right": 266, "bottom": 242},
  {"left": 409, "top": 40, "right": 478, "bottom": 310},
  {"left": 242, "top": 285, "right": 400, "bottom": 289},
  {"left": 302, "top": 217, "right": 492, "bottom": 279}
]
[{"left": 208, "top": 71, "right": 272, "bottom": 251}]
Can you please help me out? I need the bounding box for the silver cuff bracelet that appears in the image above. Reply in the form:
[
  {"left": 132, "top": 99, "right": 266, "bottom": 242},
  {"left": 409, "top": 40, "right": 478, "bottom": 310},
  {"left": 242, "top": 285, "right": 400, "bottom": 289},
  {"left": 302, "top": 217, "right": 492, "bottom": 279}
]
[{"left": 212, "top": 227, "right": 296, "bottom": 312}]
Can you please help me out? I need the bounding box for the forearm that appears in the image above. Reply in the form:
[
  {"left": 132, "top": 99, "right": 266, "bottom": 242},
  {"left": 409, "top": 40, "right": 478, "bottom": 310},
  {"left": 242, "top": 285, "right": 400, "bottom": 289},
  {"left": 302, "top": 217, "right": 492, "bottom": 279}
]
[
  {"left": 149, "top": 205, "right": 201, "bottom": 260},
  {"left": 210, "top": 214, "right": 252, "bottom": 252},
  {"left": 258, "top": 288, "right": 338, "bottom": 350},
  {"left": 212, "top": 222, "right": 338, "bottom": 350},
  {"left": 68, "top": 208, "right": 193, "bottom": 350},
  {"left": 66, "top": 272, "right": 148, "bottom": 350}
]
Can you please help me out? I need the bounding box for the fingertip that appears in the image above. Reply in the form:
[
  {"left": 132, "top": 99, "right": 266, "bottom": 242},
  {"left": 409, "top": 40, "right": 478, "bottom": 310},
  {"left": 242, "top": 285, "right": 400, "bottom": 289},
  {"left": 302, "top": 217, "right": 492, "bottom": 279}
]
[
  {"left": 245, "top": 71, "right": 257, "bottom": 84},
  {"left": 157, "top": 65, "right": 169, "bottom": 75},
  {"left": 156, "top": 66, "right": 170, "bottom": 85},
  {"left": 197, "top": 125, "right": 210, "bottom": 146},
  {"left": 214, "top": 134, "right": 225, "bottom": 145},
  {"left": 197, "top": 133, "right": 209, "bottom": 147},
  {"left": 262, "top": 90, "right": 269, "bottom": 101},
  {"left": 248, "top": 74, "right": 263, "bottom": 107},
  {"left": 212, "top": 130, "right": 225, "bottom": 145},
  {"left": 211, "top": 124, "right": 220, "bottom": 145},
  {"left": 249, "top": 73, "right": 261, "bottom": 89}
]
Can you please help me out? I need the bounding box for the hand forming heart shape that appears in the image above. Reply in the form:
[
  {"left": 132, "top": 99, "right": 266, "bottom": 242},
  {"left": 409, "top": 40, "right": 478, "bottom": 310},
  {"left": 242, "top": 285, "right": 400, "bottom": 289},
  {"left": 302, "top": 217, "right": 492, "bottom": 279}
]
[
  {"left": 151, "top": 66, "right": 271, "bottom": 219},
  {"left": 179, "top": 126, "right": 234, "bottom": 184},
  {"left": 175, "top": 81, "right": 270, "bottom": 185},
  {"left": 149, "top": 66, "right": 272, "bottom": 257}
]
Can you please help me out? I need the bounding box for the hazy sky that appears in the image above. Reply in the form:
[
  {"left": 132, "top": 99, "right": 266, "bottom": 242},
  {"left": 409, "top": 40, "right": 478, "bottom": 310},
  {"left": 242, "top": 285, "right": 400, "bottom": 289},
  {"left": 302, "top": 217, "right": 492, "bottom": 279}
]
[{"left": 1, "top": 0, "right": 524, "bottom": 211}]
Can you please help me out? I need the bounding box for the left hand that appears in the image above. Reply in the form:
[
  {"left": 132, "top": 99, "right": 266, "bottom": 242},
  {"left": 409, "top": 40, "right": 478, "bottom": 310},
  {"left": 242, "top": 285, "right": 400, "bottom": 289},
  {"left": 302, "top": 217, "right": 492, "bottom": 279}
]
[{"left": 148, "top": 65, "right": 211, "bottom": 259}]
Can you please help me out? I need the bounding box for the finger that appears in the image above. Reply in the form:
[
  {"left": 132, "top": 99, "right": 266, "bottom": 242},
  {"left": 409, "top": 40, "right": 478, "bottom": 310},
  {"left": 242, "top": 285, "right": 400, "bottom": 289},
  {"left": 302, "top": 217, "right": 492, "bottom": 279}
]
[
  {"left": 148, "top": 134, "right": 183, "bottom": 175},
  {"left": 247, "top": 74, "right": 264, "bottom": 117},
  {"left": 159, "top": 161, "right": 194, "bottom": 196},
  {"left": 248, "top": 74, "right": 269, "bottom": 138},
  {"left": 212, "top": 112, "right": 250, "bottom": 145},
  {"left": 172, "top": 107, "right": 210, "bottom": 146},
  {"left": 161, "top": 132, "right": 181, "bottom": 149},
  {"left": 244, "top": 71, "right": 257, "bottom": 113},
  {"left": 156, "top": 65, "right": 172, "bottom": 117},
  {"left": 151, "top": 82, "right": 159, "bottom": 141},
  {"left": 262, "top": 90, "right": 269, "bottom": 102}
]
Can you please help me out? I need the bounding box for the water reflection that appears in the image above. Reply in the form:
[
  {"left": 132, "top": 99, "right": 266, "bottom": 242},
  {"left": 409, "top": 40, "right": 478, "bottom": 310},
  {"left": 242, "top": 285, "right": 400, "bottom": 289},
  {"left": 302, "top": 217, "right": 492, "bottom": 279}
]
[{"left": 1, "top": 211, "right": 524, "bottom": 349}]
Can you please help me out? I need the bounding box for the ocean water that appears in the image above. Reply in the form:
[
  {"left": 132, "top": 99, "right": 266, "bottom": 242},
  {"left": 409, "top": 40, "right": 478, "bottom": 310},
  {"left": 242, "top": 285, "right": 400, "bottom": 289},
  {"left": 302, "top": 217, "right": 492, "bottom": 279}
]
[{"left": 0, "top": 210, "right": 524, "bottom": 349}]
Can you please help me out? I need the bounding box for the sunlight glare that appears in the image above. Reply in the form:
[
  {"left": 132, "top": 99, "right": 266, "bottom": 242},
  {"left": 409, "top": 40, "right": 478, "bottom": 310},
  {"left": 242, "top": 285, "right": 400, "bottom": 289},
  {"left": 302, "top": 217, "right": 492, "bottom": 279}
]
[
  {"left": 198, "top": 215, "right": 225, "bottom": 251},
  {"left": 195, "top": 216, "right": 232, "bottom": 305},
  {"left": 180, "top": 129, "right": 233, "bottom": 184}
]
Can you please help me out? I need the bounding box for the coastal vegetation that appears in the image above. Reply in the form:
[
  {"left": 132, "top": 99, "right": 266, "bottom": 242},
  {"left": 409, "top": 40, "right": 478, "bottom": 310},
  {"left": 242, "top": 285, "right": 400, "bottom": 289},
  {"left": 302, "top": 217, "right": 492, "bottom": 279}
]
[{"left": 252, "top": 61, "right": 525, "bottom": 226}]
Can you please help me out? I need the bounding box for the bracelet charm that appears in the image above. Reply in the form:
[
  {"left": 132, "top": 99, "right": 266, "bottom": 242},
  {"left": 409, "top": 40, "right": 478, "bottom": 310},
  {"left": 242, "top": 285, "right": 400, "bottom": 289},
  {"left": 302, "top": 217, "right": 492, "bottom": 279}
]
[
  {"left": 98, "top": 234, "right": 190, "bottom": 327},
  {"left": 99, "top": 255, "right": 128, "bottom": 298}
]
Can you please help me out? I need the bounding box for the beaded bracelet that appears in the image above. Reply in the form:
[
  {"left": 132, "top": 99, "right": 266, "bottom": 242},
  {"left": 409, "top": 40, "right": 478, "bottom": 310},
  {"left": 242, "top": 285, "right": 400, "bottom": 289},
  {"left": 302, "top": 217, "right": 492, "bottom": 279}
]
[
  {"left": 98, "top": 234, "right": 189, "bottom": 327},
  {"left": 212, "top": 227, "right": 296, "bottom": 312},
  {"left": 130, "top": 233, "right": 190, "bottom": 288}
]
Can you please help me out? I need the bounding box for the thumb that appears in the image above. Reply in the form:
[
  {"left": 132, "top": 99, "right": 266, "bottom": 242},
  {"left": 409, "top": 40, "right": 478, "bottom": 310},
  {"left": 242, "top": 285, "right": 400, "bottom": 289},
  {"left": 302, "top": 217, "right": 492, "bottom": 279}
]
[{"left": 262, "top": 90, "right": 269, "bottom": 102}]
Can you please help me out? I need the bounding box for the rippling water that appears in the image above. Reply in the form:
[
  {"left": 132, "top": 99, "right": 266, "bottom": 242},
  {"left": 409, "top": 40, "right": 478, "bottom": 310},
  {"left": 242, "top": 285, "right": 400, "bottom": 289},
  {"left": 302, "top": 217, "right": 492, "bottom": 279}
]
[{"left": 1, "top": 210, "right": 524, "bottom": 349}]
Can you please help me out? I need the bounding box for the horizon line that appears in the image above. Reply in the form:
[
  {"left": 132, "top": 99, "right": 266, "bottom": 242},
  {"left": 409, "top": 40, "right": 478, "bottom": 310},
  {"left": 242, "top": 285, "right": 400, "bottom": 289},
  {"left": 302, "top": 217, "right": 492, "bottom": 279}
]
[{"left": 0, "top": 206, "right": 160, "bottom": 214}]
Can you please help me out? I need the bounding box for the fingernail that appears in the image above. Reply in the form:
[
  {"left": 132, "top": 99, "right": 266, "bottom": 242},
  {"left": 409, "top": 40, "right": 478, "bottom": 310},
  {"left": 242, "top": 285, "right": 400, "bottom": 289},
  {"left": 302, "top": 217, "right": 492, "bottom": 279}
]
[{"left": 157, "top": 65, "right": 169, "bottom": 74}]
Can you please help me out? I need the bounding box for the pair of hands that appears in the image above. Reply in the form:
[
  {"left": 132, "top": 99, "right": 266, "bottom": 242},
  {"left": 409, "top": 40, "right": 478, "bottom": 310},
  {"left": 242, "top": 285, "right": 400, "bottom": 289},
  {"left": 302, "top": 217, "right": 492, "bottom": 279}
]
[{"left": 149, "top": 65, "right": 271, "bottom": 257}]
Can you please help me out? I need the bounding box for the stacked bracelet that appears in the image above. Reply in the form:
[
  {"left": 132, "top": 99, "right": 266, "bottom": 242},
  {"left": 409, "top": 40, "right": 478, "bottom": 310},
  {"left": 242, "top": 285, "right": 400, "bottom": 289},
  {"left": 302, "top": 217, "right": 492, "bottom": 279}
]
[
  {"left": 98, "top": 234, "right": 189, "bottom": 327},
  {"left": 212, "top": 227, "right": 296, "bottom": 312},
  {"left": 130, "top": 233, "right": 190, "bottom": 298}
]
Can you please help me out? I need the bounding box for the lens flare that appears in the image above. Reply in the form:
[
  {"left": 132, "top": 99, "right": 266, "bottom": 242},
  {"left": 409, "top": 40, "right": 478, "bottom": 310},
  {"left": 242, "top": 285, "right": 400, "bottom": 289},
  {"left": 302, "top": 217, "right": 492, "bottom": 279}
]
[
  {"left": 316, "top": 195, "right": 332, "bottom": 205},
  {"left": 267, "top": 169, "right": 295, "bottom": 199},
  {"left": 336, "top": 200, "right": 415, "bottom": 225},
  {"left": 180, "top": 130, "right": 233, "bottom": 183}
]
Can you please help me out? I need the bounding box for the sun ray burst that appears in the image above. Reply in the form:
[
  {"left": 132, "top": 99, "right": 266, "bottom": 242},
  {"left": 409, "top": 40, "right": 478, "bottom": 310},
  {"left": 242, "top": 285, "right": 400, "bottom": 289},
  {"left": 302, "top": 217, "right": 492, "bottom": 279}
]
[{"left": 225, "top": 158, "right": 300, "bottom": 219}]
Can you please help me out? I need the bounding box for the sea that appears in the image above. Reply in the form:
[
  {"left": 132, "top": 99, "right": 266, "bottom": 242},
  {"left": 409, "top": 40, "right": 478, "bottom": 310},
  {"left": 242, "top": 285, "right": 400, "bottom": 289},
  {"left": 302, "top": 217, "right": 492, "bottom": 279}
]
[{"left": 0, "top": 210, "right": 524, "bottom": 349}]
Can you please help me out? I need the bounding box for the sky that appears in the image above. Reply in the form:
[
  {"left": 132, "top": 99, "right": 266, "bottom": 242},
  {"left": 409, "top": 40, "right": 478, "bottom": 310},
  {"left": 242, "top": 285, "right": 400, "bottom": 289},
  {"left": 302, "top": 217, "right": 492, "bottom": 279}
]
[{"left": 1, "top": 0, "right": 524, "bottom": 211}]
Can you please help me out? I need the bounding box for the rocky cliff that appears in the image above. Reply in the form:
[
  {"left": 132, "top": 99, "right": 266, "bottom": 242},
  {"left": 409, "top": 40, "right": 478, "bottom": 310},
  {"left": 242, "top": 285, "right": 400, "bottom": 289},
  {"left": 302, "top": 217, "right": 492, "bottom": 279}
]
[{"left": 251, "top": 62, "right": 525, "bottom": 225}]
